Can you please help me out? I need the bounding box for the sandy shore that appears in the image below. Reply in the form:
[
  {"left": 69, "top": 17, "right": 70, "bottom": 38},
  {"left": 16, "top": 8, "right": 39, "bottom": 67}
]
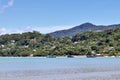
[{"left": 0, "top": 68, "right": 120, "bottom": 80}]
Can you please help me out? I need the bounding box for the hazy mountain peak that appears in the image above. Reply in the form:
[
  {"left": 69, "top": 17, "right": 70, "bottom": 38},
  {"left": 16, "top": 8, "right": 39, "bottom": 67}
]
[
  {"left": 80, "top": 22, "right": 95, "bottom": 27},
  {"left": 49, "top": 23, "right": 120, "bottom": 37}
]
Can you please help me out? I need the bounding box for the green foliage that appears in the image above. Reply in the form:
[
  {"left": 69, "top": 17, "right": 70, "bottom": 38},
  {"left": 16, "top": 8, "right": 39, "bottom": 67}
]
[{"left": 1, "top": 28, "right": 120, "bottom": 57}]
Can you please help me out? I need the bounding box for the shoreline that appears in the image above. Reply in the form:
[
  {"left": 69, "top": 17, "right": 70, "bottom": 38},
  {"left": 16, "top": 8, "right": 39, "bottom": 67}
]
[{"left": 0, "top": 55, "right": 120, "bottom": 58}]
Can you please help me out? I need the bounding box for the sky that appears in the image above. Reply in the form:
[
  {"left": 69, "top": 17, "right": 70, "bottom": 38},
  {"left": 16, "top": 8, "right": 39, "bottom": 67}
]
[{"left": 0, "top": 0, "right": 120, "bottom": 34}]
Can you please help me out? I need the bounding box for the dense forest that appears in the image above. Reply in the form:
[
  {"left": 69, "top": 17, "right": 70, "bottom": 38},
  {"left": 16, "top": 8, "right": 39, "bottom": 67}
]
[{"left": 0, "top": 27, "right": 120, "bottom": 57}]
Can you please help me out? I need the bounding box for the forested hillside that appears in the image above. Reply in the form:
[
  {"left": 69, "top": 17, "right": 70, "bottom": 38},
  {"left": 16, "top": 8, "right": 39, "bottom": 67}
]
[
  {"left": 0, "top": 28, "right": 120, "bottom": 57},
  {"left": 50, "top": 23, "right": 120, "bottom": 37}
]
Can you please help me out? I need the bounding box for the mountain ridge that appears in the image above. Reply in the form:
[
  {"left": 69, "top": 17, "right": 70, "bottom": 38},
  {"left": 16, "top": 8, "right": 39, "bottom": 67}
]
[{"left": 49, "top": 22, "right": 120, "bottom": 37}]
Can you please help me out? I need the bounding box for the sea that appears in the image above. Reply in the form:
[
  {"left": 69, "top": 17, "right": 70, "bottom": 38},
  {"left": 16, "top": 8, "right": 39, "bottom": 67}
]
[{"left": 0, "top": 57, "right": 120, "bottom": 80}]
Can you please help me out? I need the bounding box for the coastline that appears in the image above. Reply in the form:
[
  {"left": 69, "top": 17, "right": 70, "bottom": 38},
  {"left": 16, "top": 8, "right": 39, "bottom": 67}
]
[{"left": 0, "top": 55, "right": 120, "bottom": 58}]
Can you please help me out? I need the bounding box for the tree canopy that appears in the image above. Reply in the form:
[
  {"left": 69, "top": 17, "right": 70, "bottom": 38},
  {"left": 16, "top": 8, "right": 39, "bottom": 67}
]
[{"left": 0, "top": 28, "right": 120, "bottom": 57}]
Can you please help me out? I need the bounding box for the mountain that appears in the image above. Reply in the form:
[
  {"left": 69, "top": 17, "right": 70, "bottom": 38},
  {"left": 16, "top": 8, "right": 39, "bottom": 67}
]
[{"left": 49, "top": 23, "right": 120, "bottom": 37}]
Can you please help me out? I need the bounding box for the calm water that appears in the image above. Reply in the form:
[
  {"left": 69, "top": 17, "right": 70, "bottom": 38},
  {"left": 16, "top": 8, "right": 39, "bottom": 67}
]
[
  {"left": 0, "top": 57, "right": 120, "bottom": 71},
  {"left": 1, "top": 57, "right": 120, "bottom": 80}
]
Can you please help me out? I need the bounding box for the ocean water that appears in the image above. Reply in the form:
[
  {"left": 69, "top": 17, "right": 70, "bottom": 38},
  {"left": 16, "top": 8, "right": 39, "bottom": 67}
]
[
  {"left": 0, "top": 57, "right": 120, "bottom": 80},
  {"left": 0, "top": 57, "right": 120, "bottom": 71}
]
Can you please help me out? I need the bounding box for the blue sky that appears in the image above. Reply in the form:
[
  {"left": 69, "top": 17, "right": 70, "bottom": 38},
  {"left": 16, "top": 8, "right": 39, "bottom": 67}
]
[{"left": 0, "top": 0, "right": 120, "bottom": 34}]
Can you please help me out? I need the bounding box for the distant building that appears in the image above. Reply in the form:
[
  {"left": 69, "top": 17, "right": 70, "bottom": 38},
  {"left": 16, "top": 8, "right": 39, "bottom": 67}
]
[
  {"left": 0, "top": 45, "right": 4, "bottom": 48},
  {"left": 24, "top": 45, "right": 29, "bottom": 48},
  {"left": 11, "top": 40, "right": 15, "bottom": 43}
]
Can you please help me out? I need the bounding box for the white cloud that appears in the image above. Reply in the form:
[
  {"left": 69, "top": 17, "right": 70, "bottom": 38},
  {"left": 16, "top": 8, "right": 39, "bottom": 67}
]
[
  {"left": 0, "top": 28, "right": 7, "bottom": 35},
  {"left": 33, "top": 25, "right": 74, "bottom": 33},
  {"left": 0, "top": 25, "right": 74, "bottom": 35},
  {"left": 10, "top": 26, "right": 33, "bottom": 34},
  {"left": 10, "top": 25, "right": 74, "bottom": 34},
  {"left": 0, "top": 0, "right": 14, "bottom": 14}
]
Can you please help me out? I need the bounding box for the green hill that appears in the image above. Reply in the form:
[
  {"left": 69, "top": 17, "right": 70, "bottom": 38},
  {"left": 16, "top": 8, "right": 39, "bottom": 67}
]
[
  {"left": 0, "top": 28, "right": 120, "bottom": 57},
  {"left": 49, "top": 23, "right": 120, "bottom": 37}
]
